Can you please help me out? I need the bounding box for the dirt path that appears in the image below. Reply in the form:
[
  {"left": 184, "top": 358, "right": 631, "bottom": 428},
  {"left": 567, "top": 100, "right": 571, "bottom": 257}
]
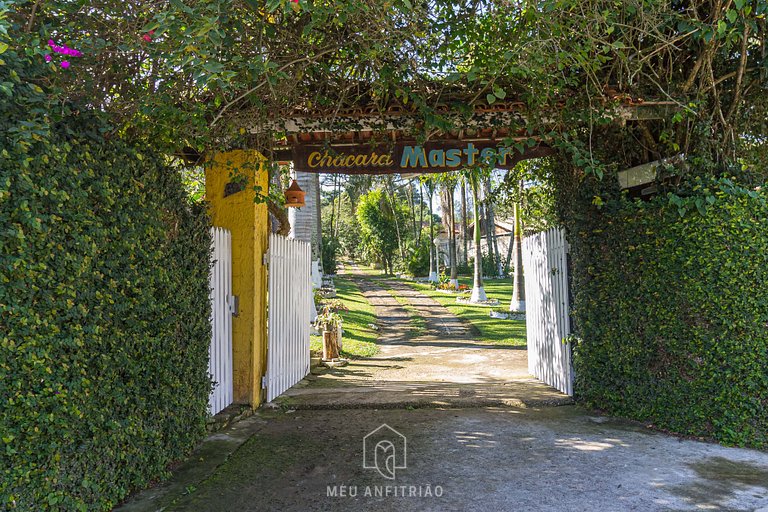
[{"left": 282, "top": 269, "right": 568, "bottom": 409}]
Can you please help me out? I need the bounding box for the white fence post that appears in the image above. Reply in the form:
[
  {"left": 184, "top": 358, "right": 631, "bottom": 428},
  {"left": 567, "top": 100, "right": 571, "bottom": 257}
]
[
  {"left": 266, "top": 233, "right": 312, "bottom": 402},
  {"left": 209, "top": 227, "right": 234, "bottom": 415},
  {"left": 522, "top": 228, "right": 573, "bottom": 396}
]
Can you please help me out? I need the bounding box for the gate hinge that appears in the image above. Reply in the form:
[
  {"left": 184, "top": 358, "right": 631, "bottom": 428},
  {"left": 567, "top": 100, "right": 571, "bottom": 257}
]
[
  {"left": 262, "top": 253, "right": 269, "bottom": 266},
  {"left": 261, "top": 376, "right": 267, "bottom": 389},
  {"left": 228, "top": 295, "right": 239, "bottom": 317}
]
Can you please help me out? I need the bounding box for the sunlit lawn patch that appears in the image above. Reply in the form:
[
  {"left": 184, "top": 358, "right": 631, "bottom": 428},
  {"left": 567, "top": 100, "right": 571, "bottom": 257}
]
[{"left": 311, "top": 276, "right": 379, "bottom": 358}]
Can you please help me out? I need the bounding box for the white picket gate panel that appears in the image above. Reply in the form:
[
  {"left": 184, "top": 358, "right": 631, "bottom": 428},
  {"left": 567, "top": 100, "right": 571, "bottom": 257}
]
[
  {"left": 266, "top": 234, "right": 312, "bottom": 402},
  {"left": 209, "top": 227, "right": 234, "bottom": 415},
  {"left": 522, "top": 228, "right": 573, "bottom": 396}
]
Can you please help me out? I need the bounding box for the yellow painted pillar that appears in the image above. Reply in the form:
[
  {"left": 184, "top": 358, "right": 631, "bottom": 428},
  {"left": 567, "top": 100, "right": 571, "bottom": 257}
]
[{"left": 205, "top": 150, "right": 269, "bottom": 406}]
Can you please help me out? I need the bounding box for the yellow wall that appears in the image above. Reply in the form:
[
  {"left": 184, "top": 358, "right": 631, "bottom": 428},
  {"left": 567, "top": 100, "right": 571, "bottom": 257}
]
[{"left": 205, "top": 151, "right": 269, "bottom": 406}]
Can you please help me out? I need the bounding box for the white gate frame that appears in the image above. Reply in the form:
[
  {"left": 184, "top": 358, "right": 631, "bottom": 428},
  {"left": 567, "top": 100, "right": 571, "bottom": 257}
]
[
  {"left": 522, "top": 228, "right": 574, "bottom": 396},
  {"left": 265, "top": 233, "right": 312, "bottom": 402},
  {"left": 209, "top": 227, "right": 234, "bottom": 415}
]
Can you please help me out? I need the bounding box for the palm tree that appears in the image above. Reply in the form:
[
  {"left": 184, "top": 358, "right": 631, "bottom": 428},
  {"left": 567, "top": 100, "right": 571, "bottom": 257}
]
[
  {"left": 469, "top": 172, "right": 487, "bottom": 302},
  {"left": 509, "top": 183, "right": 526, "bottom": 311},
  {"left": 427, "top": 180, "right": 438, "bottom": 282}
]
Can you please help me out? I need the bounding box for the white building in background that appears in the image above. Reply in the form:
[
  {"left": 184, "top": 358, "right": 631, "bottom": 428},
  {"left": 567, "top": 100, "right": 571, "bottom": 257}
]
[
  {"left": 435, "top": 218, "right": 514, "bottom": 270},
  {"left": 288, "top": 171, "right": 323, "bottom": 289}
]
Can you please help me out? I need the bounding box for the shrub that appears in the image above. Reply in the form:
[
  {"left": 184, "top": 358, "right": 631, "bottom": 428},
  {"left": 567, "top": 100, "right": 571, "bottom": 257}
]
[
  {"left": 571, "top": 177, "right": 768, "bottom": 448},
  {"left": 322, "top": 237, "right": 339, "bottom": 275},
  {"left": 397, "top": 236, "right": 432, "bottom": 277},
  {"left": 0, "top": 49, "right": 212, "bottom": 510}
]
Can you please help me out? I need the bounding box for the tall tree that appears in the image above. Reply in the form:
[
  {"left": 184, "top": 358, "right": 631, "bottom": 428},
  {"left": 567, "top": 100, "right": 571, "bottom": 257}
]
[
  {"left": 385, "top": 176, "right": 406, "bottom": 260},
  {"left": 468, "top": 172, "right": 487, "bottom": 302},
  {"left": 357, "top": 189, "right": 400, "bottom": 275},
  {"left": 418, "top": 181, "right": 425, "bottom": 246},
  {"left": 448, "top": 182, "right": 458, "bottom": 289},
  {"left": 461, "top": 178, "right": 469, "bottom": 266},
  {"left": 509, "top": 181, "right": 526, "bottom": 312},
  {"left": 426, "top": 180, "right": 438, "bottom": 282}
]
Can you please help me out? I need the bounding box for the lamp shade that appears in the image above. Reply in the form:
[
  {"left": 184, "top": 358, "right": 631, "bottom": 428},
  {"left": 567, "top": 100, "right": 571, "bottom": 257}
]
[{"left": 284, "top": 179, "right": 306, "bottom": 208}]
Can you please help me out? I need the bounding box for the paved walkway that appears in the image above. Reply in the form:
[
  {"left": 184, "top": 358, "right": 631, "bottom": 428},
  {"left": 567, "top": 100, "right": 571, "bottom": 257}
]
[{"left": 281, "top": 271, "right": 570, "bottom": 409}]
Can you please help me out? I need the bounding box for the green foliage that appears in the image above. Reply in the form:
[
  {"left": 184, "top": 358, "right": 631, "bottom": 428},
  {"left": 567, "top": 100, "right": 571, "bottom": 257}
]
[
  {"left": 571, "top": 178, "right": 768, "bottom": 448},
  {"left": 0, "top": 45, "right": 212, "bottom": 510},
  {"left": 321, "top": 237, "right": 338, "bottom": 275},
  {"left": 396, "top": 229, "right": 432, "bottom": 276},
  {"left": 320, "top": 183, "right": 362, "bottom": 260},
  {"left": 496, "top": 160, "right": 559, "bottom": 236},
  {"left": 356, "top": 189, "right": 403, "bottom": 274}
]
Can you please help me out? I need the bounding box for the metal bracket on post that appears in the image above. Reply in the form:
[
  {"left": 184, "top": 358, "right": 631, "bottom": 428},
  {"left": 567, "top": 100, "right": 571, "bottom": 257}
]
[
  {"left": 263, "top": 253, "right": 269, "bottom": 266},
  {"left": 228, "top": 295, "right": 239, "bottom": 317},
  {"left": 261, "top": 376, "right": 267, "bottom": 389}
]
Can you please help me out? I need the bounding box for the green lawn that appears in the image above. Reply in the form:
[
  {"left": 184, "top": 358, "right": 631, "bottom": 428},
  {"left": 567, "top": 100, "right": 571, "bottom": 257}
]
[
  {"left": 401, "top": 276, "right": 527, "bottom": 346},
  {"left": 310, "top": 276, "right": 380, "bottom": 358}
]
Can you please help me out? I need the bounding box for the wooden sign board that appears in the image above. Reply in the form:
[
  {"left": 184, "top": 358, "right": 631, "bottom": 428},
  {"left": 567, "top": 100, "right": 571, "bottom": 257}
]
[{"left": 292, "top": 142, "right": 554, "bottom": 174}]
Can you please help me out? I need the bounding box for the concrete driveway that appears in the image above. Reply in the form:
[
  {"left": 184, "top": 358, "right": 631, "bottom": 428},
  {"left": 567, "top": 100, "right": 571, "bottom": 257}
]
[
  {"left": 117, "top": 273, "right": 768, "bottom": 511},
  {"left": 121, "top": 406, "right": 768, "bottom": 511}
]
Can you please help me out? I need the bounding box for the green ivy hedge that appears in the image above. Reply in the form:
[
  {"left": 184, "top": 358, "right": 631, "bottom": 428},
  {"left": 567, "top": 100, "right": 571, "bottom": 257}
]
[
  {"left": 0, "top": 51, "right": 212, "bottom": 509},
  {"left": 571, "top": 178, "right": 768, "bottom": 448}
]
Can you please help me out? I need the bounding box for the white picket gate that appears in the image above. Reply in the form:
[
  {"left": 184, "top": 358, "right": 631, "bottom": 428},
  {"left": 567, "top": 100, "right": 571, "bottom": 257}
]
[
  {"left": 522, "top": 228, "right": 573, "bottom": 396},
  {"left": 208, "top": 227, "right": 234, "bottom": 415},
  {"left": 265, "top": 234, "right": 312, "bottom": 402}
]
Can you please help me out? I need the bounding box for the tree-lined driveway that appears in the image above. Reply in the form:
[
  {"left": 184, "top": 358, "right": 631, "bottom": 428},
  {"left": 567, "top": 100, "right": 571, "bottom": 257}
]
[{"left": 282, "top": 270, "right": 569, "bottom": 409}]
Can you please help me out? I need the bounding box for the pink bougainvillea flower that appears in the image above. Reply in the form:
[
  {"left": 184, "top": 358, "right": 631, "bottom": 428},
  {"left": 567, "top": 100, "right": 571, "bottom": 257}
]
[
  {"left": 47, "top": 40, "right": 83, "bottom": 58},
  {"left": 45, "top": 54, "right": 52, "bottom": 62},
  {"left": 61, "top": 60, "right": 70, "bottom": 69},
  {"left": 142, "top": 34, "right": 152, "bottom": 42}
]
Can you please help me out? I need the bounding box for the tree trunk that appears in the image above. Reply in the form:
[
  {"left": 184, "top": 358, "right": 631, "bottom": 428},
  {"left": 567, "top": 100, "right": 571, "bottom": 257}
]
[
  {"left": 504, "top": 227, "right": 514, "bottom": 273},
  {"left": 510, "top": 194, "right": 526, "bottom": 312},
  {"left": 268, "top": 199, "right": 291, "bottom": 236},
  {"left": 314, "top": 173, "right": 323, "bottom": 274},
  {"left": 484, "top": 176, "right": 501, "bottom": 277},
  {"left": 386, "top": 178, "right": 406, "bottom": 260},
  {"left": 448, "top": 184, "right": 458, "bottom": 289},
  {"left": 418, "top": 182, "right": 424, "bottom": 246},
  {"left": 408, "top": 180, "right": 418, "bottom": 240},
  {"left": 461, "top": 179, "right": 468, "bottom": 266},
  {"left": 322, "top": 328, "right": 340, "bottom": 360},
  {"left": 328, "top": 174, "right": 337, "bottom": 238},
  {"left": 428, "top": 183, "right": 437, "bottom": 282},
  {"left": 469, "top": 173, "right": 486, "bottom": 302},
  {"left": 334, "top": 174, "right": 343, "bottom": 238}
]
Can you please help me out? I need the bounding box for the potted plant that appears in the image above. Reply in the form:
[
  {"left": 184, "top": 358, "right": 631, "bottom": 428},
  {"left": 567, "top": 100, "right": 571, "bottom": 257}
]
[{"left": 315, "top": 301, "right": 347, "bottom": 361}]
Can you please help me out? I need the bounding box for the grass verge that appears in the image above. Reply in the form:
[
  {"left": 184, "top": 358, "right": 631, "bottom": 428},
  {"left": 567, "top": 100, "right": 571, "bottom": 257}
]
[
  {"left": 401, "top": 277, "right": 527, "bottom": 346},
  {"left": 310, "top": 276, "right": 379, "bottom": 358}
]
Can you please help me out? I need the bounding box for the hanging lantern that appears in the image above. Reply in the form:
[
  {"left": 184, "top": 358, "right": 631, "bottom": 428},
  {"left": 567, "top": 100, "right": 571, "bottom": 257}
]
[{"left": 284, "top": 179, "right": 306, "bottom": 208}]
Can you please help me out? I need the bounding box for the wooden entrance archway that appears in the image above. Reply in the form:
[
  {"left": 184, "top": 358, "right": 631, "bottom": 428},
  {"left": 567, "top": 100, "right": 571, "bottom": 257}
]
[{"left": 204, "top": 100, "right": 671, "bottom": 406}]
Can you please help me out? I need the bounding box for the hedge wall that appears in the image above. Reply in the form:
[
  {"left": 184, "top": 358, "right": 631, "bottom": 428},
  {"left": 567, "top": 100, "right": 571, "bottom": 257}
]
[
  {"left": 571, "top": 178, "right": 768, "bottom": 448},
  {"left": 0, "top": 53, "right": 213, "bottom": 509}
]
